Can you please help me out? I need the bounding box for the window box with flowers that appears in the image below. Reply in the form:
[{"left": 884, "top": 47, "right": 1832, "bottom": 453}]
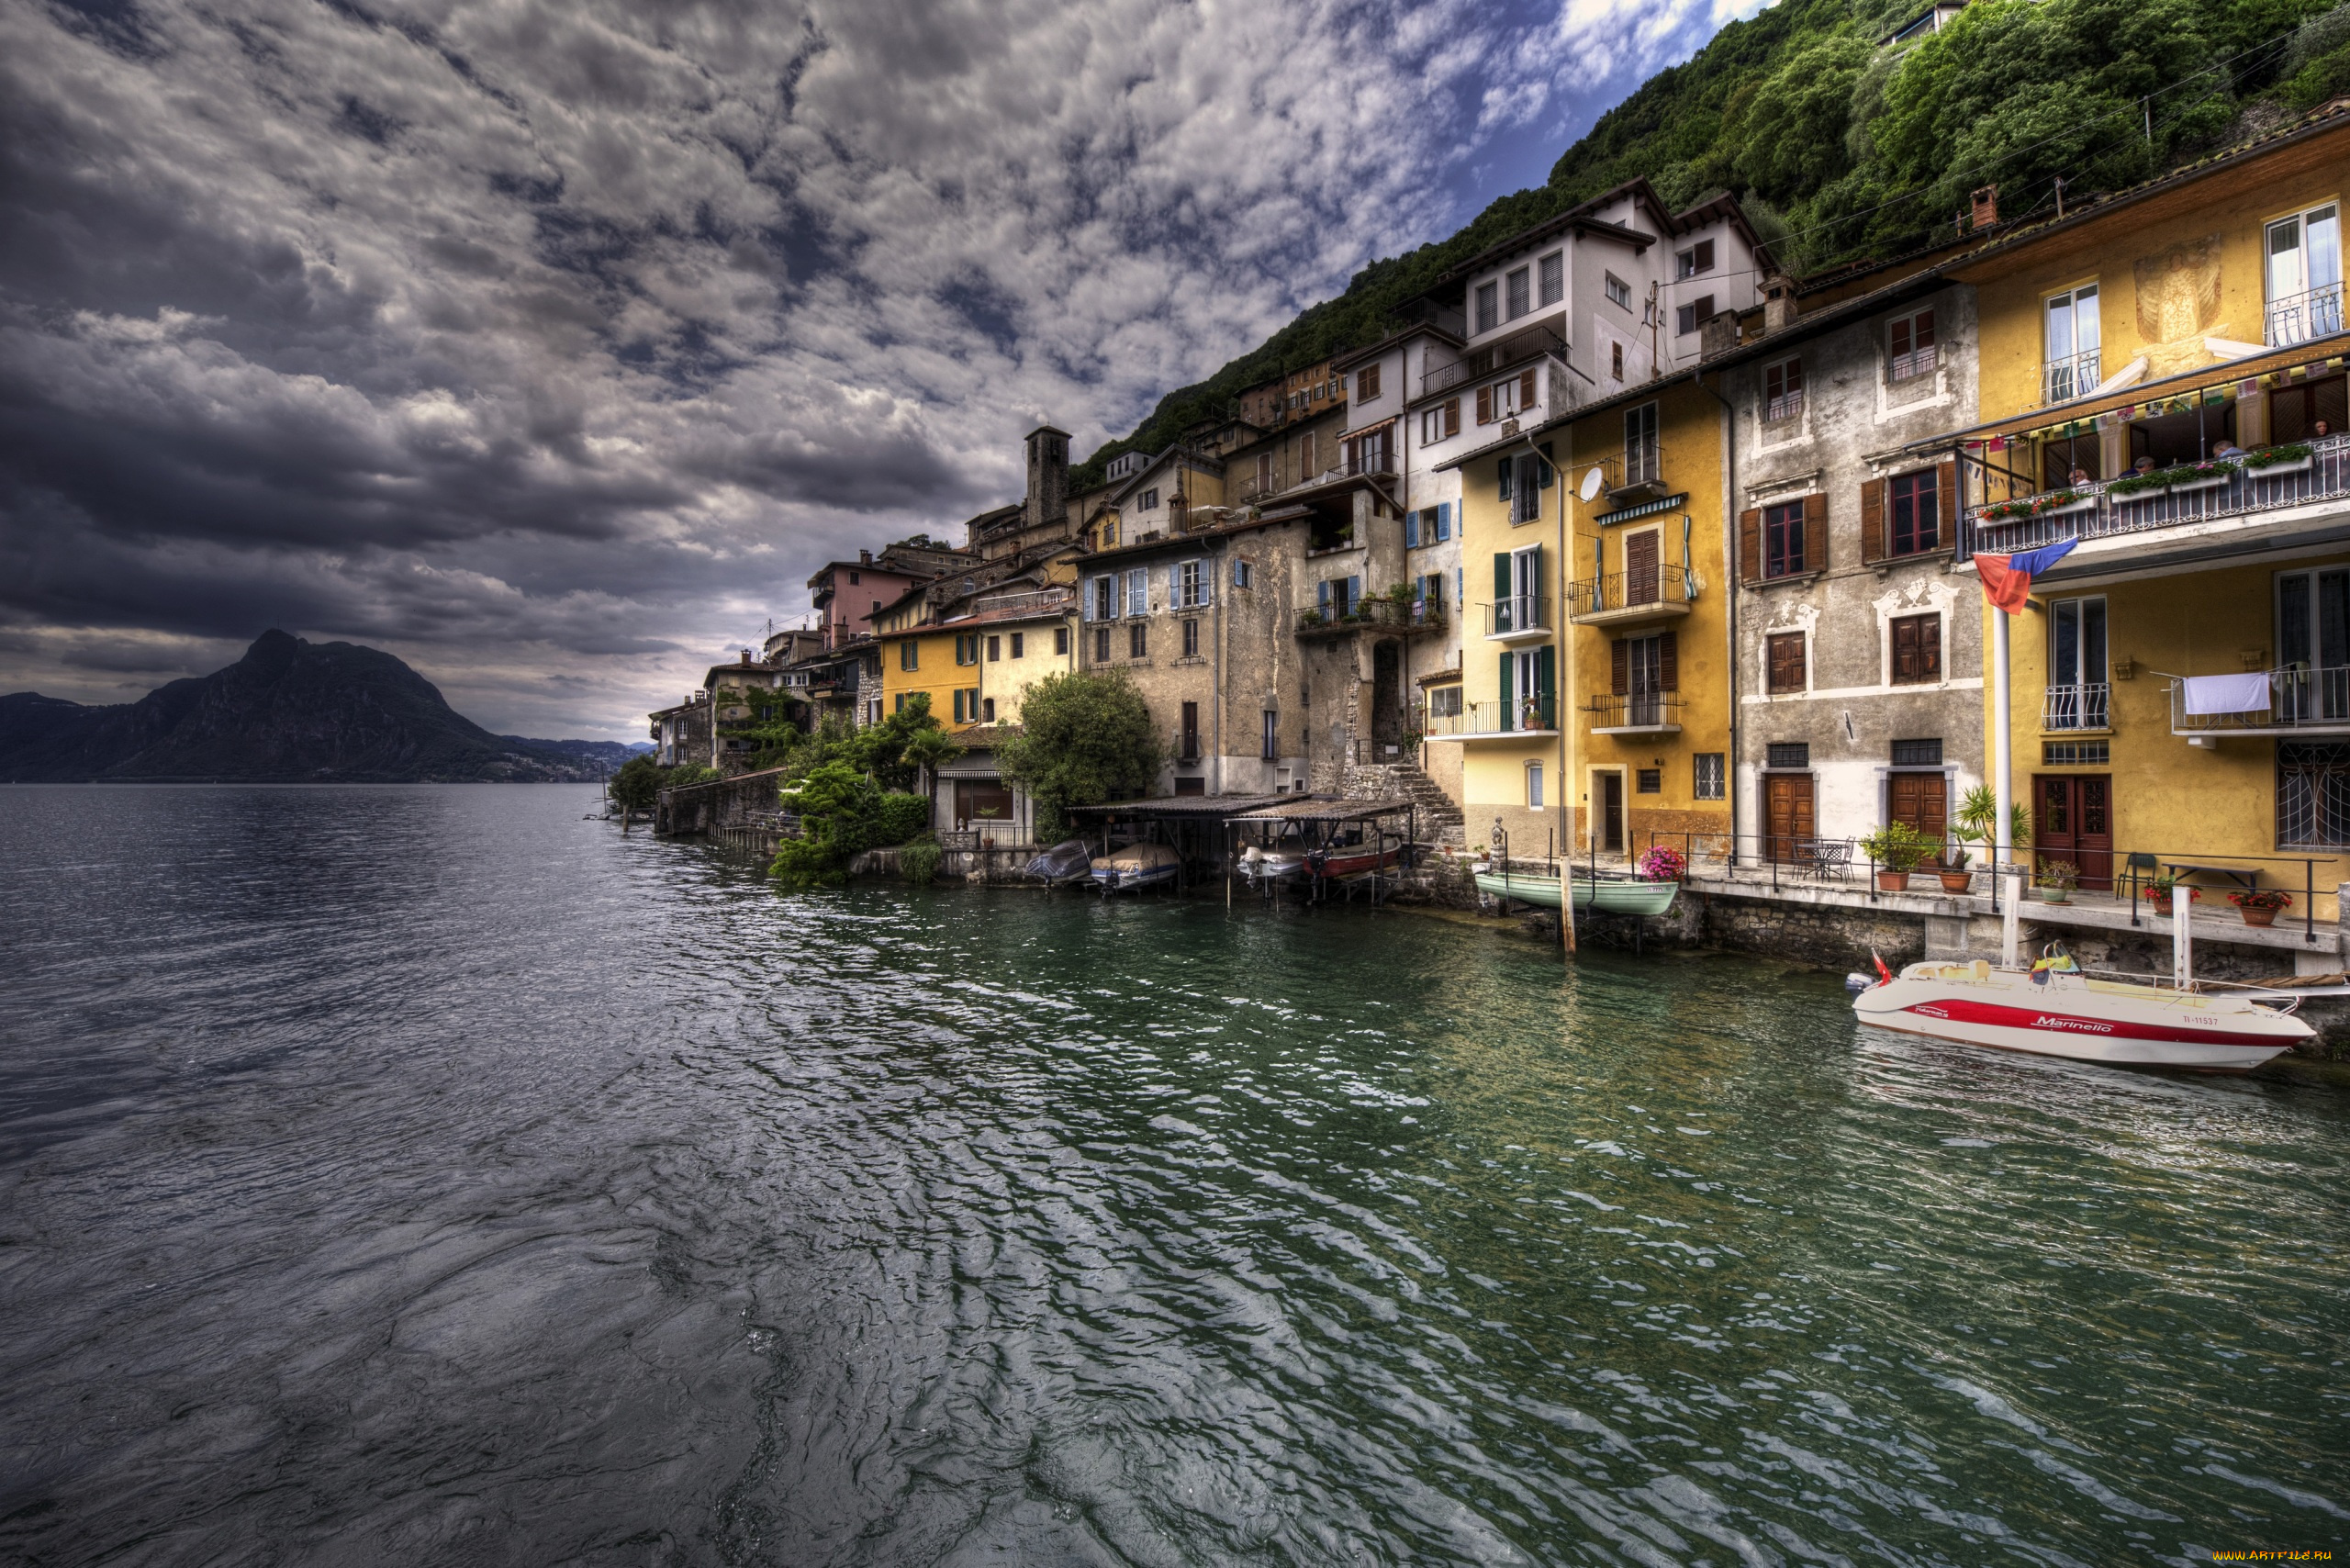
[
  {"left": 2228, "top": 889, "right": 2293, "bottom": 926},
  {"left": 2165, "top": 460, "right": 2231, "bottom": 494},
  {"left": 2242, "top": 442, "right": 2313, "bottom": 478}
]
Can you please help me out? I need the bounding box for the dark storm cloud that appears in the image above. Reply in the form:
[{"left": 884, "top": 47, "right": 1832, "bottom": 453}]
[{"left": 0, "top": 0, "right": 1756, "bottom": 736}]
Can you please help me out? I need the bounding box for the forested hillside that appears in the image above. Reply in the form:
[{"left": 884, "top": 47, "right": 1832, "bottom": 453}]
[{"left": 1079, "top": 0, "right": 2350, "bottom": 487}]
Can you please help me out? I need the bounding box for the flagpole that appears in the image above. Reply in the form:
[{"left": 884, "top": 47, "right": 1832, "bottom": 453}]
[{"left": 1994, "top": 606, "right": 2019, "bottom": 969}]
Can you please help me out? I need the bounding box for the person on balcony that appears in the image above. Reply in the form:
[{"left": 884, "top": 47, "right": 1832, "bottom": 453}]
[
  {"left": 2067, "top": 467, "right": 2091, "bottom": 486},
  {"left": 2132, "top": 455, "right": 2157, "bottom": 475},
  {"left": 2212, "top": 440, "right": 2245, "bottom": 458}
]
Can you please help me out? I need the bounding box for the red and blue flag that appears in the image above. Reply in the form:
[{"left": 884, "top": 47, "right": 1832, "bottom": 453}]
[{"left": 1973, "top": 538, "right": 2077, "bottom": 614}]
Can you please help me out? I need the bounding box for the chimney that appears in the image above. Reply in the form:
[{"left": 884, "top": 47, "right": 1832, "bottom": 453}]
[
  {"left": 858, "top": 548, "right": 872, "bottom": 566},
  {"left": 1971, "top": 184, "right": 1998, "bottom": 230},
  {"left": 1024, "top": 424, "right": 1069, "bottom": 536},
  {"left": 1762, "top": 274, "right": 1798, "bottom": 335},
  {"left": 740, "top": 648, "right": 752, "bottom": 665},
  {"left": 1699, "top": 310, "right": 1740, "bottom": 356}
]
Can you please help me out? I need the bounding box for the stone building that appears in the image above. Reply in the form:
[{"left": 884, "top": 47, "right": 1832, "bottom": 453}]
[{"left": 648, "top": 690, "right": 711, "bottom": 767}]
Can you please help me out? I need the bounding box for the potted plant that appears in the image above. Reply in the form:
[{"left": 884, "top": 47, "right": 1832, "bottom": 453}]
[
  {"left": 2035, "top": 859, "right": 2079, "bottom": 903},
  {"left": 1637, "top": 845, "right": 1686, "bottom": 882},
  {"left": 1300, "top": 608, "right": 1325, "bottom": 628},
  {"left": 1936, "top": 847, "right": 1975, "bottom": 894},
  {"left": 2242, "top": 442, "right": 2313, "bottom": 477},
  {"left": 1951, "top": 785, "right": 2031, "bottom": 880},
  {"left": 2035, "top": 487, "right": 2094, "bottom": 516},
  {"left": 2228, "top": 889, "right": 2292, "bottom": 927},
  {"left": 1860, "top": 821, "right": 1935, "bottom": 890},
  {"left": 2140, "top": 874, "right": 2203, "bottom": 908}
]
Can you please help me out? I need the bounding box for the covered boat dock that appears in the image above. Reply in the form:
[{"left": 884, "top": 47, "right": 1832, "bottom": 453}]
[
  {"left": 1068, "top": 793, "right": 1289, "bottom": 894},
  {"left": 1224, "top": 796, "right": 1417, "bottom": 906}
]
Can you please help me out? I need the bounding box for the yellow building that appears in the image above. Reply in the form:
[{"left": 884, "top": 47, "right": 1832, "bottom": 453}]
[
  {"left": 1942, "top": 103, "right": 2348, "bottom": 923},
  {"left": 873, "top": 595, "right": 974, "bottom": 730}
]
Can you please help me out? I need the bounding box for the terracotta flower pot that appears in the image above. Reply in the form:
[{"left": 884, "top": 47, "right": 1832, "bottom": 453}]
[
  {"left": 2241, "top": 905, "right": 2278, "bottom": 927},
  {"left": 1938, "top": 870, "right": 1974, "bottom": 893},
  {"left": 1876, "top": 870, "right": 1910, "bottom": 892}
]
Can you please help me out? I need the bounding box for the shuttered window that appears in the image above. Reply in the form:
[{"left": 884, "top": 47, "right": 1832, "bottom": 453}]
[
  {"left": 1356, "top": 363, "right": 1382, "bottom": 401},
  {"left": 1888, "top": 309, "right": 1937, "bottom": 381},
  {"left": 1763, "top": 500, "right": 1807, "bottom": 577},
  {"left": 1539, "top": 251, "right": 1563, "bottom": 307},
  {"left": 1889, "top": 470, "right": 1939, "bottom": 555},
  {"left": 1891, "top": 613, "right": 1942, "bottom": 685},
  {"left": 1763, "top": 358, "right": 1804, "bottom": 422},
  {"left": 1766, "top": 632, "right": 1806, "bottom": 693}
]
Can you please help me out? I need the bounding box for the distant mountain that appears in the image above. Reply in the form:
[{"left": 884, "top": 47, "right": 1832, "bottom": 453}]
[{"left": 0, "top": 631, "right": 621, "bottom": 782}]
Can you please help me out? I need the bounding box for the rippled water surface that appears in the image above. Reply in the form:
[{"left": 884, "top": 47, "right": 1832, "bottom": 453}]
[{"left": 2, "top": 785, "right": 2345, "bottom": 1566}]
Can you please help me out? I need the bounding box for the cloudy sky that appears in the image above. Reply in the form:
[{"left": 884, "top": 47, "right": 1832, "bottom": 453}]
[{"left": 1, "top": 0, "right": 1760, "bottom": 739}]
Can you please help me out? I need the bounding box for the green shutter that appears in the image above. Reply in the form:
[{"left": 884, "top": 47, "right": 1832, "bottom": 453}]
[
  {"left": 1499, "top": 655, "right": 1513, "bottom": 732},
  {"left": 1494, "top": 552, "right": 1510, "bottom": 599},
  {"left": 1528, "top": 543, "right": 1543, "bottom": 599},
  {"left": 1537, "top": 645, "right": 1556, "bottom": 729}
]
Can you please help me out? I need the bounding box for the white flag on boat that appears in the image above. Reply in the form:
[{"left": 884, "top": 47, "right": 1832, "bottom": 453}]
[{"left": 2180, "top": 672, "right": 2272, "bottom": 714}]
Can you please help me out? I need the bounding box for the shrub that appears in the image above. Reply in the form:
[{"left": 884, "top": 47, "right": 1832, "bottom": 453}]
[
  {"left": 899, "top": 837, "right": 944, "bottom": 887},
  {"left": 871, "top": 792, "right": 931, "bottom": 846},
  {"left": 995, "top": 670, "right": 1164, "bottom": 842}
]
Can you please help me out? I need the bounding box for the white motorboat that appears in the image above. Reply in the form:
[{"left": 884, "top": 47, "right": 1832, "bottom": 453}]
[
  {"left": 1238, "top": 844, "right": 1307, "bottom": 886},
  {"left": 1852, "top": 958, "right": 2310, "bottom": 1073},
  {"left": 1091, "top": 842, "right": 1181, "bottom": 894}
]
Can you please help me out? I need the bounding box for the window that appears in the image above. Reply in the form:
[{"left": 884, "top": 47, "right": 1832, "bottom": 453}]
[
  {"left": 954, "top": 688, "right": 981, "bottom": 723},
  {"left": 1055, "top": 626, "right": 1069, "bottom": 655},
  {"left": 2277, "top": 568, "right": 2349, "bottom": 722},
  {"left": 1888, "top": 309, "right": 1937, "bottom": 381},
  {"left": 1506, "top": 265, "right": 1530, "bottom": 319},
  {"left": 986, "top": 635, "right": 1001, "bottom": 662},
  {"left": 1093, "top": 626, "right": 1111, "bottom": 662},
  {"left": 1254, "top": 452, "right": 1273, "bottom": 494},
  {"left": 900, "top": 641, "right": 918, "bottom": 671},
  {"left": 1233, "top": 557, "right": 1253, "bottom": 589},
  {"left": 1503, "top": 452, "right": 1547, "bottom": 525},
  {"left": 1139, "top": 487, "right": 1159, "bottom": 511},
  {"left": 1676, "top": 240, "right": 1714, "bottom": 278},
  {"left": 1766, "top": 631, "right": 1806, "bottom": 693},
  {"left": 1129, "top": 622, "right": 1147, "bottom": 658},
  {"left": 982, "top": 697, "right": 996, "bottom": 722},
  {"left": 1694, "top": 753, "right": 1725, "bottom": 800},
  {"left": 1181, "top": 701, "right": 1201, "bottom": 760},
  {"left": 1181, "top": 618, "right": 1199, "bottom": 657},
  {"left": 1890, "top": 614, "right": 1942, "bottom": 685},
  {"left": 1606, "top": 272, "right": 1630, "bottom": 310},
  {"left": 1010, "top": 632, "right": 1024, "bottom": 659},
  {"left": 1766, "top": 742, "right": 1809, "bottom": 769},
  {"left": 1124, "top": 568, "right": 1148, "bottom": 618},
  {"left": 1636, "top": 768, "right": 1662, "bottom": 794},
  {"left": 2043, "top": 740, "right": 2109, "bottom": 767},
  {"left": 1624, "top": 403, "right": 1659, "bottom": 485},
  {"left": 2266, "top": 205, "right": 2343, "bottom": 346},
  {"left": 1097, "top": 518, "right": 1117, "bottom": 548},
  {"left": 2043, "top": 285, "right": 2100, "bottom": 401},
  {"left": 1315, "top": 575, "right": 1363, "bottom": 619},
  {"left": 1762, "top": 358, "right": 1803, "bottom": 422},
  {"left": 1611, "top": 342, "right": 1623, "bottom": 380},
  {"left": 2279, "top": 742, "right": 2350, "bottom": 847},
  {"left": 1421, "top": 400, "right": 1460, "bottom": 442},
  {"left": 1261, "top": 710, "right": 1280, "bottom": 761},
  {"left": 1429, "top": 686, "right": 1463, "bottom": 718},
  {"left": 1526, "top": 762, "right": 1544, "bottom": 809},
  {"left": 1763, "top": 500, "right": 1807, "bottom": 577},
  {"left": 1090, "top": 575, "right": 1115, "bottom": 622},
  {"left": 957, "top": 634, "right": 979, "bottom": 666},
  {"left": 1891, "top": 737, "right": 1943, "bottom": 767},
  {"left": 1478, "top": 370, "right": 1534, "bottom": 425},
  {"left": 2047, "top": 597, "right": 2109, "bottom": 729},
  {"left": 1176, "top": 559, "right": 1208, "bottom": 608},
  {"left": 847, "top": 570, "right": 859, "bottom": 584},
  {"left": 1474, "top": 280, "right": 1498, "bottom": 334},
  {"left": 1675, "top": 296, "right": 1714, "bottom": 336},
  {"left": 1888, "top": 470, "right": 1940, "bottom": 555},
  {"left": 1539, "top": 251, "right": 1563, "bottom": 307}
]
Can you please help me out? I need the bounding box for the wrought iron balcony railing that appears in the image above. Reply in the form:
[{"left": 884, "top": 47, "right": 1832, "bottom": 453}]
[
  {"left": 1585, "top": 693, "right": 1684, "bottom": 730},
  {"left": 1483, "top": 595, "right": 1550, "bottom": 637},
  {"left": 1294, "top": 598, "right": 1445, "bottom": 637},
  {"left": 2171, "top": 666, "right": 2350, "bottom": 736},
  {"left": 1961, "top": 434, "right": 2350, "bottom": 555},
  {"left": 2266, "top": 283, "right": 2344, "bottom": 348},
  {"left": 1419, "top": 321, "right": 1567, "bottom": 399},
  {"left": 1425, "top": 697, "right": 1558, "bottom": 736},
  {"left": 1567, "top": 563, "right": 1695, "bottom": 621},
  {"left": 2041, "top": 348, "right": 2102, "bottom": 405},
  {"left": 2042, "top": 682, "right": 2110, "bottom": 731}
]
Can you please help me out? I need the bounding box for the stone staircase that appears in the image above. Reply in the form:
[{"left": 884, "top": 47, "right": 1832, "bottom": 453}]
[{"left": 1343, "top": 758, "right": 1465, "bottom": 847}]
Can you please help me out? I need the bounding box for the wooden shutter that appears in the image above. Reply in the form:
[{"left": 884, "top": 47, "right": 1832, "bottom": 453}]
[
  {"left": 1740, "top": 508, "right": 1762, "bottom": 584},
  {"left": 1476, "top": 386, "right": 1493, "bottom": 425},
  {"left": 1494, "top": 553, "right": 1510, "bottom": 603},
  {"left": 1921, "top": 613, "right": 1942, "bottom": 680},
  {"left": 1520, "top": 368, "right": 1537, "bottom": 408},
  {"left": 1404, "top": 510, "right": 1420, "bottom": 548},
  {"left": 1499, "top": 655, "right": 1513, "bottom": 724},
  {"left": 1937, "top": 459, "right": 1957, "bottom": 543},
  {"left": 1446, "top": 399, "right": 1460, "bottom": 437},
  {"left": 1659, "top": 631, "right": 1679, "bottom": 691},
  {"left": 1892, "top": 616, "right": 1919, "bottom": 682},
  {"left": 1861, "top": 478, "right": 1885, "bottom": 563},
  {"left": 1611, "top": 638, "right": 1629, "bottom": 695},
  {"left": 1803, "top": 492, "right": 1828, "bottom": 572},
  {"left": 1537, "top": 646, "right": 1556, "bottom": 722}
]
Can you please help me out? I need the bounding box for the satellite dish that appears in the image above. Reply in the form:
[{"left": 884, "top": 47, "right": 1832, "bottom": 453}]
[{"left": 1579, "top": 466, "right": 1606, "bottom": 502}]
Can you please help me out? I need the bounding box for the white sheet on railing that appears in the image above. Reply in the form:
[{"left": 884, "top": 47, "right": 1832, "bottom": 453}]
[{"left": 2181, "top": 672, "right": 2273, "bottom": 713}]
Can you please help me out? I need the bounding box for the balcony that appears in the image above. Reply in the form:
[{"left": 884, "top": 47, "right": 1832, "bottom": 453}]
[
  {"left": 1391, "top": 297, "right": 1467, "bottom": 339},
  {"left": 1420, "top": 321, "right": 1567, "bottom": 400},
  {"left": 1294, "top": 598, "right": 1446, "bottom": 638},
  {"left": 1887, "top": 344, "right": 1939, "bottom": 384},
  {"left": 1483, "top": 595, "right": 1551, "bottom": 644},
  {"left": 1568, "top": 562, "right": 1695, "bottom": 627},
  {"left": 1426, "top": 696, "right": 1558, "bottom": 739},
  {"left": 2042, "top": 683, "right": 2111, "bottom": 731},
  {"left": 2041, "top": 348, "right": 2102, "bottom": 405},
  {"left": 1586, "top": 693, "right": 1683, "bottom": 734},
  {"left": 1581, "top": 442, "right": 1669, "bottom": 505},
  {"left": 2266, "top": 283, "right": 2344, "bottom": 348},
  {"left": 1961, "top": 433, "right": 2350, "bottom": 557},
  {"left": 2170, "top": 666, "right": 2350, "bottom": 737},
  {"left": 1764, "top": 389, "right": 1806, "bottom": 424}
]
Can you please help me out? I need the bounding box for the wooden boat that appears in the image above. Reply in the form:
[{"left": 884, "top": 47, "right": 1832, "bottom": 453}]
[
  {"left": 1851, "top": 959, "right": 2309, "bottom": 1072},
  {"left": 1473, "top": 870, "right": 1679, "bottom": 916},
  {"left": 1091, "top": 842, "right": 1180, "bottom": 894},
  {"left": 1307, "top": 843, "right": 1400, "bottom": 879}
]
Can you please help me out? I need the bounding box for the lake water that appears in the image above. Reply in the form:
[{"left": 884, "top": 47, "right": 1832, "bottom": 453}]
[{"left": 1, "top": 784, "right": 2344, "bottom": 1565}]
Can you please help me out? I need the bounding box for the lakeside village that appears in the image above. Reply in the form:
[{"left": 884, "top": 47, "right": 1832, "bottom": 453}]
[{"left": 625, "top": 102, "right": 2350, "bottom": 1052}]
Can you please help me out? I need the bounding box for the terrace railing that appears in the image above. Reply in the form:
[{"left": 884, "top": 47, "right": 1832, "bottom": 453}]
[
  {"left": 1962, "top": 434, "right": 2350, "bottom": 555},
  {"left": 2042, "top": 682, "right": 2110, "bottom": 731},
  {"left": 2041, "top": 347, "right": 2102, "bottom": 405},
  {"left": 2266, "top": 283, "right": 2344, "bottom": 347},
  {"left": 1419, "top": 322, "right": 1567, "bottom": 399}
]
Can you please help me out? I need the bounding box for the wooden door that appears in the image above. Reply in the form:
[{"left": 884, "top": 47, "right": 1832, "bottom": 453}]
[
  {"left": 1625, "top": 531, "right": 1660, "bottom": 607},
  {"left": 1766, "top": 773, "right": 1815, "bottom": 863},
  {"left": 2033, "top": 775, "right": 2114, "bottom": 891},
  {"left": 1888, "top": 772, "right": 1948, "bottom": 847},
  {"left": 1600, "top": 772, "right": 1624, "bottom": 853}
]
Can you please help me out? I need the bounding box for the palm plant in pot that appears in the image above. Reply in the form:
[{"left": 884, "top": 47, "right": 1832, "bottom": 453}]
[
  {"left": 1951, "top": 785, "right": 2031, "bottom": 889},
  {"left": 2035, "top": 859, "right": 2080, "bottom": 903},
  {"left": 1936, "top": 846, "right": 1975, "bottom": 893},
  {"left": 1859, "top": 821, "right": 1935, "bottom": 891},
  {"left": 2228, "top": 889, "right": 2292, "bottom": 927}
]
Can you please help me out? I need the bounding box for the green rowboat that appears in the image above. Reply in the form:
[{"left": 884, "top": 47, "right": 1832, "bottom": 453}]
[{"left": 1474, "top": 871, "right": 1679, "bottom": 916}]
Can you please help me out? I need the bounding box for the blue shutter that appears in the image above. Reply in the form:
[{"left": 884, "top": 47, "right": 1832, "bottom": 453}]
[
  {"left": 1404, "top": 510, "right": 1420, "bottom": 549},
  {"left": 1456, "top": 566, "right": 1464, "bottom": 607},
  {"left": 1317, "top": 579, "right": 1331, "bottom": 614},
  {"left": 1348, "top": 575, "right": 1362, "bottom": 614},
  {"left": 1438, "top": 502, "right": 1451, "bottom": 541}
]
